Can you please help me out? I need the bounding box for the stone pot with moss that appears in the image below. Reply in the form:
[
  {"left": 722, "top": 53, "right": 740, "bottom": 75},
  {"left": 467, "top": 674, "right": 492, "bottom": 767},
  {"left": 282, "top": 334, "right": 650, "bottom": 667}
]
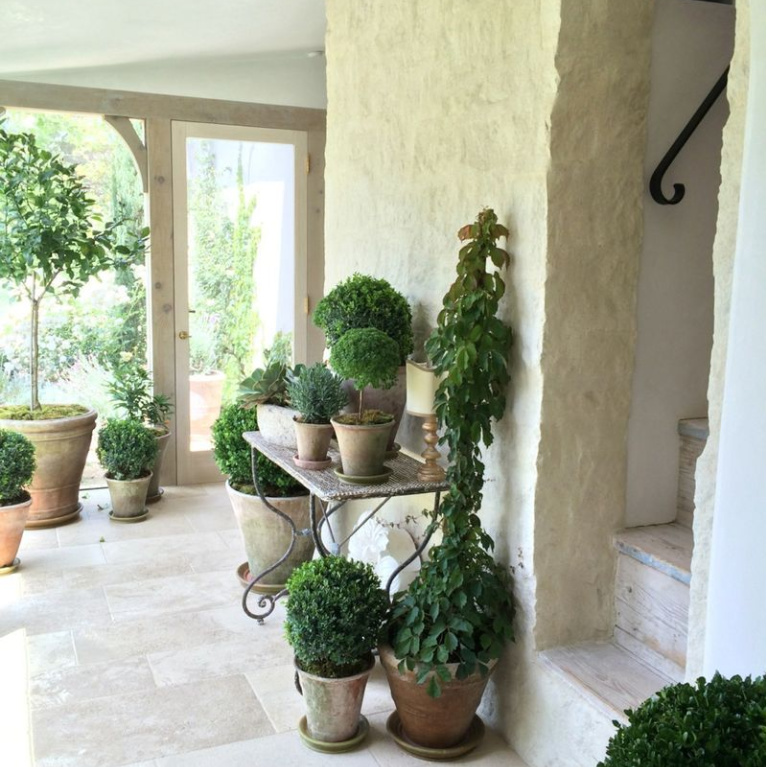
[
  {"left": 285, "top": 556, "right": 388, "bottom": 748},
  {"left": 212, "top": 403, "right": 313, "bottom": 592},
  {"left": 287, "top": 364, "right": 347, "bottom": 470},
  {"left": 97, "top": 419, "right": 157, "bottom": 521},
  {"left": 329, "top": 329, "right": 399, "bottom": 482},
  {"left": 313, "top": 274, "right": 413, "bottom": 451},
  {"left": 0, "top": 429, "right": 36, "bottom": 573},
  {"left": 0, "top": 123, "right": 146, "bottom": 527}
]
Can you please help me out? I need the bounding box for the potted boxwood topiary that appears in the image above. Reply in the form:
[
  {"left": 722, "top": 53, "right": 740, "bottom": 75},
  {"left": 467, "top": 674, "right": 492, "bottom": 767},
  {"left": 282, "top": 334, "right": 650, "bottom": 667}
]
[
  {"left": 97, "top": 419, "right": 157, "bottom": 521},
  {"left": 314, "top": 274, "right": 414, "bottom": 453},
  {"left": 211, "top": 403, "right": 313, "bottom": 591},
  {"left": 379, "top": 209, "right": 516, "bottom": 754},
  {"left": 598, "top": 672, "right": 766, "bottom": 767},
  {"left": 0, "top": 429, "right": 36, "bottom": 573},
  {"left": 108, "top": 363, "right": 174, "bottom": 503},
  {"left": 287, "top": 363, "right": 348, "bottom": 470},
  {"left": 329, "top": 328, "right": 400, "bottom": 482},
  {"left": 0, "top": 122, "right": 146, "bottom": 527},
  {"left": 285, "top": 555, "right": 388, "bottom": 750}
]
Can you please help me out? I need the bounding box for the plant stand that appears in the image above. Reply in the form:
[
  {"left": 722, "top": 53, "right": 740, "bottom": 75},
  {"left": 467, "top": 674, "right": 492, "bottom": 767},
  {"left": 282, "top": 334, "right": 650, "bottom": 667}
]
[{"left": 241, "top": 431, "right": 449, "bottom": 623}]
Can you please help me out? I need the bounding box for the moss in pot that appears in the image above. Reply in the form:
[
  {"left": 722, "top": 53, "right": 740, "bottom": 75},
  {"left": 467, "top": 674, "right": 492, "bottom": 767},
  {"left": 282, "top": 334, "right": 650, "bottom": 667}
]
[{"left": 286, "top": 363, "right": 348, "bottom": 470}]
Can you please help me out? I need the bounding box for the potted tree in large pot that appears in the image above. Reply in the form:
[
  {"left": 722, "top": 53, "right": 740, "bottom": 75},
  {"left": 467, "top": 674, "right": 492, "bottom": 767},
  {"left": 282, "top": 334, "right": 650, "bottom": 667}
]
[
  {"left": 0, "top": 123, "right": 146, "bottom": 527},
  {"left": 211, "top": 402, "right": 313, "bottom": 592},
  {"left": 285, "top": 555, "right": 388, "bottom": 752},
  {"left": 379, "top": 209, "right": 516, "bottom": 757},
  {"left": 0, "top": 429, "right": 36, "bottom": 574}
]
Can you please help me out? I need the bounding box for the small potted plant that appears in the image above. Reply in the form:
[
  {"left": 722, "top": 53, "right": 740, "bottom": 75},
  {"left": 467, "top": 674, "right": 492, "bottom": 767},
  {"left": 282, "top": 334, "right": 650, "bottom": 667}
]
[
  {"left": 329, "top": 328, "right": 400, "bottom": 482},
  {"left": 0, "top": 429, "right": 36, "bottom": 573},
  {"left": 108, "top": 363, "right": 174, "bottom": 503},
  {"left": 313, "top": 274, "right": 414, "bottom": 452},
  {"left": 211, "top": 403, "right": 313, "bottom": 590},
  {"left": 285, "top": 556, "right": 388, "bottom": 750},
  {"left": 287, "top": 363, "right": 348, "bottom": 469},
  {"left": 97, "top": 419, "right": 158, "bottom": 521}
]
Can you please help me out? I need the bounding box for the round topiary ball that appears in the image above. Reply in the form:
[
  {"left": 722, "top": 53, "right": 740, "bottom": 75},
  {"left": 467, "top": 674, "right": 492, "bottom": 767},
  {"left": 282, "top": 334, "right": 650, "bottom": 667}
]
[
  {"left": 329, "top": 328, "right": 400, "bottom": 393},
  {"left": 97, "top": 419, "right": 158, "bottom": 481},
  {"left": 0, "top": 429, "right": 36, "bottom": 504}
]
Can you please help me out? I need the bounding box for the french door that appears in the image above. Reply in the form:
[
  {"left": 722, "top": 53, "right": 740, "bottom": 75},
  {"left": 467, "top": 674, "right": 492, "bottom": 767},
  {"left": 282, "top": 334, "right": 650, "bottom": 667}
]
[{"left": 171, "top": 122, "right": 308, "bottom": 484}]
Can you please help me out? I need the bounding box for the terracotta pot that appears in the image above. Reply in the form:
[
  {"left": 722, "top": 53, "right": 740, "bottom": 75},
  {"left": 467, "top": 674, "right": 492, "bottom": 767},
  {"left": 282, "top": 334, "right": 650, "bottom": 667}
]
[
  {"left": 341, "top": 365, "right": 406, "bottom": 450},
  {"left": 296, "top": 655, "right": 374, "bottom": 742},
  {"left": 293, "top": 419, "right": 334, "bottom": 468},
  {"left": 378, "top": 643, "right": 497, "bottom": 749},
  {"left": 0, "top": 494, "right": 32, "bottom": 568},
  {"left": 0, "top": 409, "right": 97, "bottom": 526},
  {"left": 106, "top": 473, "right": 152, "bottom": 519},
  {"left": 257, "top": 403, "right": 300, "bottom": 449},
  {"left": 226, "top": 481, "right": 313, "bottom": 586},
  {"left": 189, "top": 372, "right": 225, "bottom": 449},
  {"left": 147, "top": 428, "right": 171, "bottom": 500},
  {"left": 331, "top": 417, "right": 393, "bottom": 477}
]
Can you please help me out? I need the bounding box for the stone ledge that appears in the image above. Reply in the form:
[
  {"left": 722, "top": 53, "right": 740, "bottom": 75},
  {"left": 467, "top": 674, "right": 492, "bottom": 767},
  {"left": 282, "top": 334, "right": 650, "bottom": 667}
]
[{"left": 614, "top": 523, "right": 693, "bottom": 584}]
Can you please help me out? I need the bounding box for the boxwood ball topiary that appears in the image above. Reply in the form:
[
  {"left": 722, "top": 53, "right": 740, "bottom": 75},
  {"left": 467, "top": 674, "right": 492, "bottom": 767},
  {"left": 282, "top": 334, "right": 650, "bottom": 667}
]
[
  {"left": 313, "top": 273, "right": 414, "bottom": 364},
  {"left": 329, "top": 328, "right": 400, "bottom": 393},
  {"left": 97, "top": 419, "right": 158, "bottom": 481},
  {"left": 598, "top": 672, "right": 766, "bottom": 767},
  {"left": 285, "top": 555, "right": 388, "bottom": 678},
  {"left": 0, "top": 429, "right": 36, "bottom": 504}
]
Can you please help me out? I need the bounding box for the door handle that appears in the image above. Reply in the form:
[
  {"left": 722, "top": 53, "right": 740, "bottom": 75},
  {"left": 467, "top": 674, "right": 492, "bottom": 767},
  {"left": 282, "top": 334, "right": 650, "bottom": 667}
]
[{"left": 178, "top": 331, "right": 191, "bottom": 340}]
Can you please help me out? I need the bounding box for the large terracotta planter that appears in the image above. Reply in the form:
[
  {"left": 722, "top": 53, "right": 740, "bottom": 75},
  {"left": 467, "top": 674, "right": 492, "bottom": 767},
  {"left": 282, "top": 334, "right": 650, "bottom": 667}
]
[
  {"left": 106, "top": 473, "right": 152, "bottom": 520},
  {"left": 189, "top": 372, "right": 225, "bottom": 450},
  {"left": 0, "top": 494, "right": 32, "bottom": 569},
  {"left": 296, "top": 655, "right": 374, "bottom": 743},
  {"left": 147, "top": 428, "right": 171, "bottom": 501},
  {"left": 226, "top": 481, "right": 313, "bottom": 587},
  {"left": 331, "top": 417, "right": 393, "bottom": 478},
  {"left": 293, "top": 419, "right": 334, "bottom": 469},
  {"left": 257, "top": 403, "right": 300, "bottom": 449},
  {"left": 379, "top": 643, "right": 497, "bottom": 749},
  {"left": 0, "top": 409, "right": 97, "bottom": 527},
  {"left": 341, "top": 365, "right": 406, "bottom": 450}
]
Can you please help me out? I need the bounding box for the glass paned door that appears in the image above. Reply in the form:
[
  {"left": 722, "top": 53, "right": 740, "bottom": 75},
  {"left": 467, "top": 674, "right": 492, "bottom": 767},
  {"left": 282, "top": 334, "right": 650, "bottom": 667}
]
[{"left": 172, "top": 123, "right": 307, "bottom": 484}]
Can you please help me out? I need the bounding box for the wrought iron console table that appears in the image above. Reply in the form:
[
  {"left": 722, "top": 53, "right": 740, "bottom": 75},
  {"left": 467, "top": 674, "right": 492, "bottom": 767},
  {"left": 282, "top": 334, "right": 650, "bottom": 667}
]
[{"left": 241, "top": 431, "right": 449, "bottom": 623}]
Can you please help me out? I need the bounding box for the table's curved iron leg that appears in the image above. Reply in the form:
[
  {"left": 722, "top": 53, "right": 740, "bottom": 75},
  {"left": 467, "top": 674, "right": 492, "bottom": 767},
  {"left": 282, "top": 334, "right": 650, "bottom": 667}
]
[{"left": 314, "top": 498, "right": 349, "bottom": 556}]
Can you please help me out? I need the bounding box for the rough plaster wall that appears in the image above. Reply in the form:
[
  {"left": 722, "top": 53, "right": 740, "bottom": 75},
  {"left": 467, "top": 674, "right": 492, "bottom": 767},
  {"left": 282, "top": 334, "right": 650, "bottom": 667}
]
[
  {"left": 687, "top": 0, "right": 750, "bottom": 678},
  {"left": 533, "top": 0, "right": 654, "bottom": 649}
]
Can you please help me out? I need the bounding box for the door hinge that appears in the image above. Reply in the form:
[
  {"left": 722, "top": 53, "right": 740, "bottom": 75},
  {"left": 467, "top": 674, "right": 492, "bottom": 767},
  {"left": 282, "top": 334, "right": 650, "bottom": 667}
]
[
  {"left": 305, "top": 154, "right": 311, "bottom": 175},
  {"left": 304, "top": 295, "right": 310, "bottom": 315}
]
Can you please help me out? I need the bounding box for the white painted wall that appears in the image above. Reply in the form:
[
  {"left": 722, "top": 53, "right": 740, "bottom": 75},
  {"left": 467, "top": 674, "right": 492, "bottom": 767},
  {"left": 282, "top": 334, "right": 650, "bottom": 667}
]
[
  {"left": 625, "top": 0, "right": 735, "bottom": 527},
  {"left": 703, "top": 0, "right": 766, "bottom": 678},
  {"left": 1, "top": 55, "right": 327, "bottom": 109}
]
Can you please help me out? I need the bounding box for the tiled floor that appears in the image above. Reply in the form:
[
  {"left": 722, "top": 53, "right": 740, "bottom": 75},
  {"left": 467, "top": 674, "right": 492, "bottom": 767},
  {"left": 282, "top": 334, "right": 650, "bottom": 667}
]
[{"left": 1, "top": 483, "right": 527, "bottom": 766}]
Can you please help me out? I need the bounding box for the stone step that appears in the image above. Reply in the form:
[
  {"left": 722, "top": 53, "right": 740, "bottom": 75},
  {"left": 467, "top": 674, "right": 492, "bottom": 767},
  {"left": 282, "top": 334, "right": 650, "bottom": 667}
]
[
  {"left": 676, "top": 417, "right": 708, "bottom": 528},
  {"left": 540, "top": 641, "right": 673, "bottom": 722}
]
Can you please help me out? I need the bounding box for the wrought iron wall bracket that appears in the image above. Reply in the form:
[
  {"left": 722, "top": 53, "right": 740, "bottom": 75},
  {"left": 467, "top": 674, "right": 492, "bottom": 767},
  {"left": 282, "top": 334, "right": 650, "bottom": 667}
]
[{"left": 649, "top": 66, "right": 730, "bottom": 205}]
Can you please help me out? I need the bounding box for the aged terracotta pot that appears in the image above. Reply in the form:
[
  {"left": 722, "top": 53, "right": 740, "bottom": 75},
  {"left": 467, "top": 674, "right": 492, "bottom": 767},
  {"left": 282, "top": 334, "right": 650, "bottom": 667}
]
[
  {"left": 0, "top": 494, "right": 32, "bottom": 568},
  {"left": 0, "top": 409, "right": 97, "bottom": 527},
  {"left": 189, "top": 372, "right": 225, "bottom": 449},
  {"left": 147, "top": 428, "right": 171, "bottom": 501},
  {"left": 257, "top": 403, "right": 300, "bottom": 449},
  {"left": 296, "top": 655, "right": 374, "bottom": 742},
  {"left": 106, "top": 473, "right": 152, "bottom": 519},
  {"left": 331, "top": 417, "right": 393, "bottom": 478},
  {"left": 293, "top": 419, "right": 334, "bottom": 469},
  {"left": 379, "top": 643, "right": 497, "bottom": 749},
  {"left": 226, "top": 481, "right": 313, "bottom": 587}
]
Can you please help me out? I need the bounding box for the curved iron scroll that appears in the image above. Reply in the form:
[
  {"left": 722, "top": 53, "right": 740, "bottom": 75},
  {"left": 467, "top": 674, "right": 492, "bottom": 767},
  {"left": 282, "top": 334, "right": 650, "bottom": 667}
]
[{"left": 650, "top": 67, "right": 729, "bottom": 205}]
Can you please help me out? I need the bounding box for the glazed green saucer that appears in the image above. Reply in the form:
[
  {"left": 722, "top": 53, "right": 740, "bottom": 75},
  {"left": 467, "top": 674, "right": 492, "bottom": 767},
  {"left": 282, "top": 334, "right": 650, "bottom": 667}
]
[
  {"left": 333, "top": 467, "right": 393, "bottom": 485},
  {"left": 236, "top": 562, "right": 284, "bottom": 595},
  {"left": 0, "top": 558, "right": 20, "bottom": 576},
  {"left": 298, "top": 715, "right": 369, "bottom": 753},
  {"left": 385, "top": 712, "right": 485, "bottom": 761},
  {"left": 109, "top": 508, "right": 149, "bottom": 523}
]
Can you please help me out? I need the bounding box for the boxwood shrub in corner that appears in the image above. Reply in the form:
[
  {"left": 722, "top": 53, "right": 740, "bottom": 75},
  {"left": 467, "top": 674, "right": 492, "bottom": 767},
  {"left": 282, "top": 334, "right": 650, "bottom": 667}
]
[
  {"left": 0, "top": 429, "right": 36, "bottom": 504},
  {"left": 598, "top": 672, "right": 766, "bottom": 767}
]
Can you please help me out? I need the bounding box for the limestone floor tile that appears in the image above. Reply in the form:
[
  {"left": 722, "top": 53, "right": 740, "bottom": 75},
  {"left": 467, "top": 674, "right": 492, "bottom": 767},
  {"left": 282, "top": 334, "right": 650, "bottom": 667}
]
[
  {"left": 17, "top": 526, "right": 60, "bottom": 551},
  {"left": 104, "top": 570, "right": 242, "bottom": 620},
  {"left": 218, "top": 528, "right": 245, "bottom": 551},
  {"left": 16, "top": 543, "right": 106, "bottom": 572},
  {"left": 30, "top": 655, "right": 156, "bottom": 710},
  {"left": 26, "top": 631, "right": 77, "bottom": 677},
  {"left": 188, "top": 545, "right": 245, "bottom": 574},
  {"left": 101, "top": 531, "right": 228, "bottom": 566},
  {"left": 183, "top": 505, "right": 238, "bottom": 533},
  {"left": 164, "top": 484, "right": 220, "bottom": 499},
  {"left": 33, "top": 674, "right": 273, "bottom": 767},
  {"left": 57, "top": 512, "right": 195, "bottom": 547}
]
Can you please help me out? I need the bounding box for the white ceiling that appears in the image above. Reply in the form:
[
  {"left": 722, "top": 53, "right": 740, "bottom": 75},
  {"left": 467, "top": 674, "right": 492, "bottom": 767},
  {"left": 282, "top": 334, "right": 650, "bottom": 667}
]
[{"left": 0, "top": 0, "right": 327, "bottom": 74}]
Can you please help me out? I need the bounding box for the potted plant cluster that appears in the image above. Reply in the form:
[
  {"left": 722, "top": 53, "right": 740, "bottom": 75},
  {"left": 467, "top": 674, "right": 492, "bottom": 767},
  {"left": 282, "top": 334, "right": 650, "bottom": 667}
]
[
  {"left": 211, "top": 403, "right": 313, "bottom": 591},
  {"left": 329, "top": 328, "right": 400, "bottom": 483},
  {"left": 287, "top": 363, "right": 348, "bottom": 470},
  {"left": 108, "top": 363, "right": 173, "bottom": 503},
  {"left": 285, "top": 555, "right": 388, "bottom": 751},
  {"left": 379, "top": 209, "right": 516, "bottom": 755},
  {"left": 314, "top": 273, "right": 413, "bottom": 452},
  {"left": 0, "top": 122, "right": 146, "bottom": 527},
  {"left": 598, "top": 672, "right": 766, "bottom": 766},
  {"left": 0, "top": 429, "right": 36, "bottom": 574},
  {"left": 96, "top": 418, "right": 158, "bottom": 521}
]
